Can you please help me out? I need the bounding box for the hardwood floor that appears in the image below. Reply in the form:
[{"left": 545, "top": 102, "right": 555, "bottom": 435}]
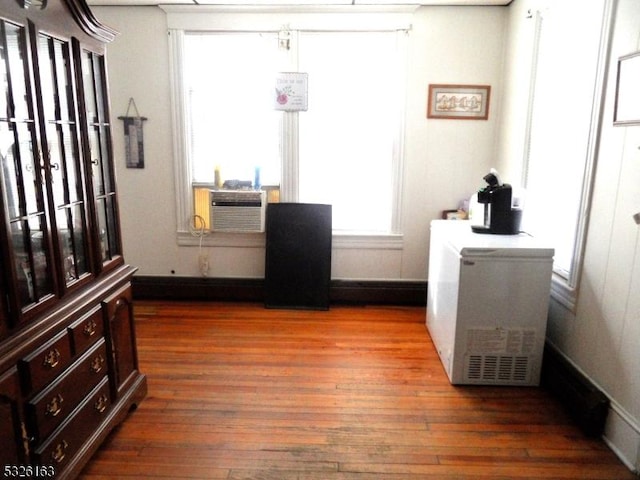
[{"left": 79, "top": 301, "right": 636, "bottom": 479}]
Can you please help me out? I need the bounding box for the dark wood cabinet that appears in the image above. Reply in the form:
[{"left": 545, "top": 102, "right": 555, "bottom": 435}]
[
  {"left": 0, "top": 369, "right": 25, "bottom": 467},
  {"left": 103, "top": 284, "right": 138, "bottom": 397},
  {"left": 0, "top": 1, "right": 146, "bottom": 478}
]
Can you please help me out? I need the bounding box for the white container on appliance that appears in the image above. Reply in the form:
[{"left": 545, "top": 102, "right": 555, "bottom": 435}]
[{"left": 426, "top": 220, "right": 554, "bottom": 386}]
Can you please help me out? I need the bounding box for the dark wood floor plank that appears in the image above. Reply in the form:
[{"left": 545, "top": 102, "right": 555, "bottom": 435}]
[{"left": 78, "top": 301, "right": 636, "bottom": 480}]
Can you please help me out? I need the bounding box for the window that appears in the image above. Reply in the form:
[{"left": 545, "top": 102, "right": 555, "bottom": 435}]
[
  {"left": 297, "top": 31, "right": 402, "bottom": 232},
  {"left": 185, "top": 33, "right": 281, "bottom": 188},
  {"left": 168, "top": 12, "right": 408, "bottom": 243},
  {"left": 521, "top": 0, "right": 612, "bottom": 308}
]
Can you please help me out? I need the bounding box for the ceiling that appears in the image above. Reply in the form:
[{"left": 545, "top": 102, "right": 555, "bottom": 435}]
[{"left": 87, "top": 0, "right": 511, "bottom": 6}]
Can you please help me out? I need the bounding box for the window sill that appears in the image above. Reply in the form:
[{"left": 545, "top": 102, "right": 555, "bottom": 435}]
[
  {"left": 333, "top": 233, "right": 404, "bottom": 250},
  {"left": 550, "top": 272, "right": 577, "bottom": 312},
  {"left": 176, "top": 231, "right": 404, "bottom": 250}
]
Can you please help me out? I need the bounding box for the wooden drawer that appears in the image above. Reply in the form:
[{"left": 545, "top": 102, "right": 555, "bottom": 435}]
[
  {"left": 28, "top": 340, "right": 108, "bottom": 443},
  {"left": 19, "top": 331, "right": 72, "bottom": 394},
  {"left": 34, "top": 377, "right": 111, "bottom": 470},
  {"left": 68, "top": 307, "right": 104, "bottom": 355}
]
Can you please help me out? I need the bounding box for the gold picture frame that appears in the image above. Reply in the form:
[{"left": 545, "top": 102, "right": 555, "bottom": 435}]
[{"left": 427, "top": 84, "right": 491, "bottom": 120}]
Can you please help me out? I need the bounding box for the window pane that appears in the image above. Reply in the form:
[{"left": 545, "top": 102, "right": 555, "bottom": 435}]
[
  {"left": 96, "top": 196, "right": 119, "bottom": 262},
  {"left": 11, "top": 218, "right": 52, "bottom": 305},
  {"left": 57, "top": 204, "right": 89, "bottom": 283},
  {"left": 523, "top": 1, "right": 605, "bottom": 278},
  {"left": 298, "top": 32, "right": 398, "bottom": 233},
  {"left": 184, "top": 33, "right": 280, "bottom": 187},
  {"left": 5, "top": 24, "right": 30, "bottom": 121}
]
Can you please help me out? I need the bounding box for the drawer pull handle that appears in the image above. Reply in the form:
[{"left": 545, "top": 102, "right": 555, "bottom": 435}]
[
  {"left": 94, "top": 394, "right": 109, "bottom": 413},
  {"left": 90, "top": 355, "right": 105, "bottom": 374},
  {"left": 83, "top": 319, "right": 97, "bottom": 337},
  {"left": 42, "top": 348, "right": 61, "bottom": 369},
  {"left": 45, "top": 394, "right": 64, "bottom": 417},
  {"left": 51, "top": 439, "right": 68, "bottom": 464}
]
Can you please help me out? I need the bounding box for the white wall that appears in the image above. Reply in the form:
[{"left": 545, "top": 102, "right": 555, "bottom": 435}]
[
  {"left": 94, "top": 5, "right": 507, "bottom": 281},
  {"left": 563, "top": 0, "right": 640, "bottom": 468},
  {"left": 499, "top": 0, "right": 640, "bottom": 471},
  {"left": 98, "top": 7, "right": 182, "bottom": 276},
  {"left": 94, "top": 0, "right": 640, "bottom": 472}
]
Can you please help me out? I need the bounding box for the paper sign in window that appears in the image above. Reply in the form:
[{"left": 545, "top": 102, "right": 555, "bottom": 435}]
[{"left": 274, "top": 72, "right": 308, "bottom": 112}]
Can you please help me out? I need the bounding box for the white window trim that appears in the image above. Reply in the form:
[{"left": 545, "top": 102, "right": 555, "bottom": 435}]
[
  {"left": 166, "top": 7, "right": 413, "bottom": 248},
  {"left": 522, "top": 1, "right": 615, "bottom": 311},
  {"left": 162, "top": 5, "right": 417, "bottom": 31}
]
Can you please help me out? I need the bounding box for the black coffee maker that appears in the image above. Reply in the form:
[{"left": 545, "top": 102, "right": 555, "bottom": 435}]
[{"left": 471, "top": 170, "right": 522, "bottom": 235}]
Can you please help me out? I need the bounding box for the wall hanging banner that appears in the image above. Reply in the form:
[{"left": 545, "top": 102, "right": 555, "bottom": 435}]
[{"left": 118, "top": 98, "right": 147, "bottom": 168}]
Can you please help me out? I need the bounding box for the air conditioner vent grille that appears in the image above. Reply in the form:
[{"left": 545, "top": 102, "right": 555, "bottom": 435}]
[
  {"left": 211, "top": 190, "right": 263, "bottom": 205},
  {"left": 210, "top": 190, "right": 265, "bottom": 232}
]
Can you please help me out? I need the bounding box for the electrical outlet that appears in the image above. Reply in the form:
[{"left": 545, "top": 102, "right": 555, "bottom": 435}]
[{"left": 198, "top": 254, "right": 209, "bottom": 277}]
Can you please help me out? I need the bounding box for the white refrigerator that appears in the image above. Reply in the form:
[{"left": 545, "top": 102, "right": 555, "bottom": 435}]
[{"left": 426, "top": 220, "right": 554, "bottom": 386}]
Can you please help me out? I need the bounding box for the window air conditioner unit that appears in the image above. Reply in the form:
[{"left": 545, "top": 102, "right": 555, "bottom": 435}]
[{"left": 210, "top": 190, "right": 266, "bottom": 232}]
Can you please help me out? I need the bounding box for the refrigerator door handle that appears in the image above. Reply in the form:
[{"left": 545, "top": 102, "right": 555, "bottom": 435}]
[{"left": 461, "top": 248, "right": 499, "bottom": 256}]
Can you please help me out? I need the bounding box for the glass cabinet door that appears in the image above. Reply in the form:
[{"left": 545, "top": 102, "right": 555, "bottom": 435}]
[
  {"left": 0, "top": 268, "right": 8, "bottom": 339},
  {"left": 37, "top": 34, "right": 90, "bottom": 287},
  {"left": 0, "top": 21, "right": 54, "bottom": 315},
  {"left": 80, "top": 49, "right": 121, "bottom": 267}
]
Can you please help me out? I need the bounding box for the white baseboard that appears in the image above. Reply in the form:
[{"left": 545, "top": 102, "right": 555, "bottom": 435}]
[
  {"left": 603, "top": 402, "right": 640, "bottom": 473},
  {"left": 545, "top": 340, "right": 639, "bottom": 474}
]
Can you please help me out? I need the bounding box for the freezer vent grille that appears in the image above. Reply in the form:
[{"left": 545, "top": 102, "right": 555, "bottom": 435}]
[{"left": 466, "top": 355, "right": 530, "bottom": 383}]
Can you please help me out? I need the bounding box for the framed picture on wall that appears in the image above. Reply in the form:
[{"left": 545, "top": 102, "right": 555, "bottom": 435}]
[
  {"left": 614, "top": 51, "right": 640, "bottom": 126},
  {"left": 427, "top": 84, "right": 491, "bottom": 120}
]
